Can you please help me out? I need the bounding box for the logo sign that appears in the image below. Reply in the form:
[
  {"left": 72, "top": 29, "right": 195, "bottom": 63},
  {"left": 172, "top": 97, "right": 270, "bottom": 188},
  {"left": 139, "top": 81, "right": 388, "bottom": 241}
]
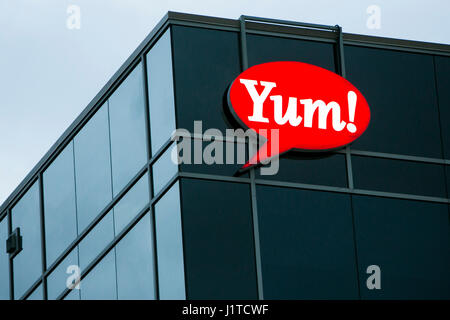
[{"left": 227, "top": 61, "right": 371, "bottom": 169}]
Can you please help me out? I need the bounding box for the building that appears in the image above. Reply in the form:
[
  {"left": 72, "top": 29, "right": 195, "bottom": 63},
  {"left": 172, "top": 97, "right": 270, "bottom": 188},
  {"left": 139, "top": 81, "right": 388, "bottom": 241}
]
[{"left": 0, "top": 12, "right": 449, "bottom": 300}]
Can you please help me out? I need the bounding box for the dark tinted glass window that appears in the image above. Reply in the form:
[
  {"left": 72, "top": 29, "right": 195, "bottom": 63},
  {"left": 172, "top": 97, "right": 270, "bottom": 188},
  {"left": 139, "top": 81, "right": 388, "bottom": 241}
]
[
  {"left": 11, "top": 182, "right": 42, "bottom": 299},
  {"left": 147, "top": 29, "right": 176, "bottom": 155},
  {"left": 179, "top": 138, "right": 250, "bottom": 177},
  {"left": 256, "top": 153, "right": 347, "bottom": 187},
  {"left": 352, "top": 196, "right": 450, "bottom": 299},
  {"left": 0, "top": 217, "right": 9, "bottom": 299},
  {"left": 109, "top": 64, "right": 148, "bottom": 196},
  {"left": 154, "top": 182, "right": 185, "bottom": 300},
  {"left": 81, "top": 249, "right": 117, "bottom": 300},
  {"left": 446, "top": 166, "right": 450, "bottom": 198},
  {"left": 74, "top": 105, "right": 113, "bottom": 233},
  {"left": 345, "top": 46, "right": 442, "bottom": 158},
  {"left": 180, "top": 179, "right": 257, "bottom": 299},
  {"left": 352, "top": 156, "right": 446, "bottom": 198},
  {"left": 43, "top": 142, "right": 78, "bottom": 266},
  {"left": 434, "top": 56, "right": 450, "bottom": 159},
  {"left": 256, "top": 185, "right": 359, "bottom": 299},
  {"left": 247, "top": 34, "right": 336, "bottom": 72},
  {"left": 172, "top": 26, "right": 241, "bottom": 132},
  {"left": 116, "top": 213, "right": 155, "bottom": 300}
]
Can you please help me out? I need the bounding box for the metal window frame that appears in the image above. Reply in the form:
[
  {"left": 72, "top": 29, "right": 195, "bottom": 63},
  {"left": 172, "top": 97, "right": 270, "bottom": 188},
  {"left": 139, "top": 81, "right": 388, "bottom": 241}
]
[{"left": 1, "top": 11, "right": 449, "bottom": 300}]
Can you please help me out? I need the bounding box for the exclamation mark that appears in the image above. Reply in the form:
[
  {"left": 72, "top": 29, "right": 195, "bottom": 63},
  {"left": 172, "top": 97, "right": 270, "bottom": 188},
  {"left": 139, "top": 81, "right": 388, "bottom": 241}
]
[{"left": 346, "top": 91, "right": 357, "bottom": 133}]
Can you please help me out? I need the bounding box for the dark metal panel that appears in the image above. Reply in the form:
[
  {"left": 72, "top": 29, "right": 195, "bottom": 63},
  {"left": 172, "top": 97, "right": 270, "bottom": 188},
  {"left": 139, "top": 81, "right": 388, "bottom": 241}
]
[{"left": 344, "top": 33, "right": 450, "bottom": 56}]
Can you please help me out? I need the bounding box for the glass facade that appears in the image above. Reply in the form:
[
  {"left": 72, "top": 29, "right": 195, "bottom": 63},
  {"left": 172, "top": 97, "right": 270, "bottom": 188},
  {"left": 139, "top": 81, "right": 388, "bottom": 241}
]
[
  {"left": 0, "top": 216, "right": 9, "bottom": 299},
  {"left": 0, "top": 13, "right": 449, "bottom": 300}
]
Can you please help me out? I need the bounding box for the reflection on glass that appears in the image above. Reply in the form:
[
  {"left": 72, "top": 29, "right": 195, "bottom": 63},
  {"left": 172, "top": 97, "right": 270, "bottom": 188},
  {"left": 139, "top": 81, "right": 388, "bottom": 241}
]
[
  {"left": 116, "top": 214, "right": 155, "bottom": 299},
  {"left": 74, "top": 105, "right": 113, "bottom": 233},
  {"left": 109, "top": 64, "right": 148, "bottom": 196},
  {"left": 43, "top": 142, "right": 78, "bottom": 266},
  {"left": 11, "top": 182, "right": 42, "bottom": 299},
  {"left": 47, "top": 249, "right": 79, "bottom": 300},
  {"left": 152, "top": 143, "right": 178, "bottom": 195},
  {"left": 0, "top": 217, "right": 9, "bottom": 300},
  {"left": 26, "top": 284, "right": 43, "bottom": 300},
  {"left": 81, "top": 249, "right": 117, "bottom": 300},
  {"left": 154, "top": 181, "right": 185, "bottom": 299},
  {"left": 113, "top": 173, "right": 149, "bottom": 234},
  {"left": 78, "top": 212, "right": 114, "bottom": 270},
  {"left": 147, "top": 29, "right": 176, "bottom": 155},
  {"left": 63, "top": 288, "right": 81, "bottom": 300}
]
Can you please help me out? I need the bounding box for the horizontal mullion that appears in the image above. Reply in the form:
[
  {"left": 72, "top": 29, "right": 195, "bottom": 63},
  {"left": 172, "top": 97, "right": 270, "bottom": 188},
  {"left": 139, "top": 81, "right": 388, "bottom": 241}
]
[
  {"left": 348, "top": 149, "right": 449, "bottom": 165},
  {"left": 57, "top": 205, "right": 151, "bottom": 300},
  {"left": 343, "top": 39, "right": 450, "bottom": 57},
  {"left": 254, "top": 178, "right": 449, "bottom": 204},
  {"left": 43, "top": 165, "right": 148, "bottom": 278}
]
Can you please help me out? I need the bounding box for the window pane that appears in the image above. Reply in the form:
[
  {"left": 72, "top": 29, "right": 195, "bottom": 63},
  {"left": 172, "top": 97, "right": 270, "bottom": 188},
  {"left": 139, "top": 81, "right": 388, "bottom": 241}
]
[
  {"left": 26, "top": 284, "right": 43, "bottom": 300},
  {"left": 435, "top": 56, "right": 450, "bottom": 159},
  {"left": 47, "top": 249, "right": 79, "bottom": 300},
  {"left": 113, "top": 173, "right": 150, "bottom": 234},
  {"left": 345, "top": 46, "right": 442, "bottom": 158},
  {"left": 446, "top": 166, "right": 450, "bottom": 199},
  {"left": 256, "top": 153, "right": 347, "bottom": 187},
  {"left": 256, "top": 186, "right": 359, "bottom": 299},
  {"left": 180, "top": 179, "right": 258, "bottom": 299},
  {"left": 43, "top": 141, "right": 78, "bottom": 266},
  {"left": 78, "top": 212, "right": 114, "bottom": 270},
  {"left": 352, "top": 156, "right": 447, "bottom": 198},
  {"left": 147, "top": 29, "right": 176, "bottom": 155},
  {"left": 63, "top": 288, "right": 80, "bottom": 300},
  {"left": 0, "top": 217, "right": 9, "bottom": 300},
  {"left": 152, "top": 143, "right": 178, "bottom": 195},
  {"left": 12, "top": 181, "right": 42, "bottom": 299},
  {"left": 171, "top": 26, "right": 240, "bottom": 133},
  {"left": 353, "top": 196, "right": 450, "bottom": 299},
  {"left": 247, "top": 34, "right": 336, "bottom": 72},
  {"left": 109, "top": 64, "right": 148, "bottom": 195},
  {"left": 179, "top": 138, "right": 250, "bottom": 178},
  {"left": 154, "top": 181, "right": 185, "bottom": 299},
  {"left": 116, "top": 213, "right": 155, "bottom": 300},
  {"left": 74, "top": 105, "right": 113, "bottom": 233},
  {"left": 81, "top": 249, "right": 117, "bottom": 300}
]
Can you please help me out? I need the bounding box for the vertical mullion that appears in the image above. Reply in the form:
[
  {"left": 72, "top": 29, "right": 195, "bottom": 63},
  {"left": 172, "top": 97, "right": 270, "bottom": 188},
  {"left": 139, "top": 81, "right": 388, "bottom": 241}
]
[
  {"left": 240, "top": 16, "right": 264, "bottom": 300},
  {"left": 142, "top": 50, "right": 160, "bottom": 300},
  {"left": 7, "top": 209, "right": 13, "bottom": 300},
  {"left": 337, "top": 26, "right": 354, "bottom": 190},
  {"left": 337, "top": 25, "right": 361, "bottom": 299},
  {"left": 38, "top": 173, "right": 48, "bottom": 300}
]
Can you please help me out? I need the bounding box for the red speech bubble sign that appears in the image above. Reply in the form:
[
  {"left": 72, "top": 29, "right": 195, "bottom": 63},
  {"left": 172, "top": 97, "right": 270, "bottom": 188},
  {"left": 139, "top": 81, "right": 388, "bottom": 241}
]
[{"left": 227, "top": 61, "right": 371, "bottom": 169}]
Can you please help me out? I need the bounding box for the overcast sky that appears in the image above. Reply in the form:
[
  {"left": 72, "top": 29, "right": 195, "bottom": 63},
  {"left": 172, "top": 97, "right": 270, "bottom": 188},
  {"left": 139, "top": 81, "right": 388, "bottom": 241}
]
[{"left": 0, "top": 0, "right": 449, "bottom": 205}]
